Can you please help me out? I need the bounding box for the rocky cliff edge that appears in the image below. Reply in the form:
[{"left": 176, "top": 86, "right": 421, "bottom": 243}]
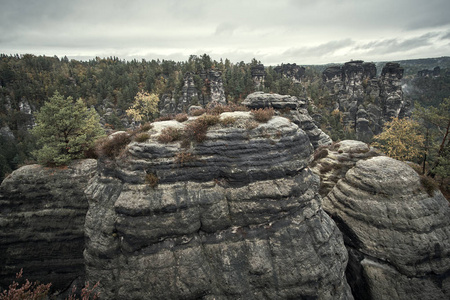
[{"left": 84, "top": 111, "right": 352, "bottom": 299}]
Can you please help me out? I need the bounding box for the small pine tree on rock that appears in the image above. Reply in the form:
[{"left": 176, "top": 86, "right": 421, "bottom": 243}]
[{"left": 31, "top": 92, "right": 104, "bottom": 166}]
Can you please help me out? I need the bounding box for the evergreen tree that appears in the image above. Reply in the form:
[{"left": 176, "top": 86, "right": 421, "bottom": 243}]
[{"left": 31, "top": 92, "right": 104, "bottom": 166}]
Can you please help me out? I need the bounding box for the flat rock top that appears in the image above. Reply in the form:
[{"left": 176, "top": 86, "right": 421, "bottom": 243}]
[{"left": 337, "top": 140, "right": 369, "bottom": 153}]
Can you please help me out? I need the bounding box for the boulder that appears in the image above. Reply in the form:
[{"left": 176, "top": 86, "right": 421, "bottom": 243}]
[
  {"left": 84, "top": 112, "right": 353, "bottom": 299},
  {"left": 324, "top": 156, "right": 450, "bottom": 300}
]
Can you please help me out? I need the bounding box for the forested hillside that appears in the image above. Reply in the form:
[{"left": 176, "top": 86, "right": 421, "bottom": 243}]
[
  {"left": 1, "top": 54, "right": 449, "bottom": 189},
  {"left": 0, "top": 54, "right": 315, "bottom": 179}
]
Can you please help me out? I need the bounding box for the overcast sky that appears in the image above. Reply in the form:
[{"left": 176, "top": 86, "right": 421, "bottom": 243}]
[{"left": 1, "top": 0, "right": 449, "bottom": 65}]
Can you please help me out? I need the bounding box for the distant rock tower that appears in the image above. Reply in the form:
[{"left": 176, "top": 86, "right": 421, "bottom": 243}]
[
  {"left": 251, "top": 64, "right": 265, "bottom": 90},
  {"left": 274, "top": 63, "right": 306, "bottom": 83}
]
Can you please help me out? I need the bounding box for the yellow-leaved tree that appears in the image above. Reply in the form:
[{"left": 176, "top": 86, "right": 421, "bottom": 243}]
[
  {"left": 372, "top": 117, "right": 425, "bottom": 161},
  {"left": 126, "top": 91, "right": 159, "bottom": 122}
]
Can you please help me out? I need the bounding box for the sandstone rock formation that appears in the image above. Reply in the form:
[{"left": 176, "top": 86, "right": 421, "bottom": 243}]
[
  {"left": 243, "top": 92, "right": 332, "bottom": 148},
  {"left": 417, "top": 66, "right": 441, "bottom": 77},
  {"left": 323, "top": 61, "right": 410, "bottom": 141},
  {"left": 324, "top": 156, "right": 450, "bottom": 300},
  {"left": 0, "top": 160, "right": 97, "bottom": 294},
  {"left": 84, "top": 112, "right": 353, "bottom": 299},
  {"left": 205, "top": 69, "right": 226, "bottom": 105},
  {"left": 251, "top": 64, "right": 265, "bottom": 90},
  {"left": 160, "top": 70, "right": 226, "bottom": 116},
  {"left": 274, "top": 63, "right": 306, "bottom": 83},
  {"left": 310, "top": 140, "right": 380, "bottom": 197}
]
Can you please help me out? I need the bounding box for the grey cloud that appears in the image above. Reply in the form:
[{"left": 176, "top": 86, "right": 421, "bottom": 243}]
[
  {"left": 283, "top": 39, "right": 354, "bottom": 58},
  {"left": 441, "top": 31, "right": 450, "bottom": 40},
  {"left": 215, "top": 23, "right": 237, "bottom": 37},
  {"left": 354, "top": 33, "right": 438, "bottom": 55},
  {"left": 404, "top": 0, "right": 450, "bottom": 30}
]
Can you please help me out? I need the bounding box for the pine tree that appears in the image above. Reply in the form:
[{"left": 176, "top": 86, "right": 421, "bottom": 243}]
[{"left": 31, "top": 92, "right": 104, "bottom": 166}]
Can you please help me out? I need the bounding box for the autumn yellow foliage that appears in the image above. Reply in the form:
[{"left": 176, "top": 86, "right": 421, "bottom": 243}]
[
  {"left": 126, "top": 91, "right": 159, "bottom": 122},
  {"left": 372, "top": 117, "right": 425, "bottom": 161}
]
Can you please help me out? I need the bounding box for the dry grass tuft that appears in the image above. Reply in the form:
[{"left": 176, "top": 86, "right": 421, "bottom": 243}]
[
  {"left": 145, "top": 173, "right": 159, "bottom": 188},
  {"left": 157, "top": 127, "right": 182, "bottom": 143},
  {"left": 95, "top": 132, "right": 131, "bottom": 158},
  {"left": 190, "top": 108, "right": 206, "bottom": 116},
  {"left": 175, "top": 113, "right": 188, "bottom": 122},
  {"left": 251, "top": 107, "right": 274, "bottom": 122},
  {"left": 220, "top": 116, "right": 237, "bottom": 126},
  {"left": 134, "top": 132, "right": 150, "bottom": 143},
  {"left": 140, "top": 122, "right": 153, "bottom": 132},
  {"left": 174, "top": 151, "right": 197, "bottom": 165},
  {"left": 154, "top": 115, "right": 175, "bottom": 122}
]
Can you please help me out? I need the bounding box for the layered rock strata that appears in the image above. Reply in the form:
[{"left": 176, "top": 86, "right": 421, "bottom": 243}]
[
  {"left": 243, "top": 92, "right": 332, "bottom": 149},
  {"left": 310, "top": 140, "right": 380, "bottom": 197},
  {"left": 324, "top": 156, "right": 450, "bottom": 300},
  {"left": 84, "top": 112, "right": 353, "bottom": 299},
  {"left": 0, "top": 160, "right": 97, "bottom": 293}
]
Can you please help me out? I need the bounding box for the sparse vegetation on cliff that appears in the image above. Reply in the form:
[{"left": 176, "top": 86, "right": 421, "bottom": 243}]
[
  {"left": 95, "top": 132, "right": 131, "bottom": 158},
  {"left": 251, "top": 107, "right": 274, "bottom": 122},
  {"left": 0, "top": 269, "right": 99, "bottom": 300}
]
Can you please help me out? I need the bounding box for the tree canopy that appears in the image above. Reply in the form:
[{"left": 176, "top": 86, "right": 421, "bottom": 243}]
[
  {"left": 31, "top": 92, "right": 104, "bottom": 166},
  {"left": 372, "top": 117, "right": 425, "bottom": 162},
  {"left": 126, "top": 91, "right": 159, "bottom": 122}
]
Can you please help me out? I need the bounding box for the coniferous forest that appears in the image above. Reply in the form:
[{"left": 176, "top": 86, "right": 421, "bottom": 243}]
[{"left": 1, "top": 54, "right": 449, "bottom": 192}]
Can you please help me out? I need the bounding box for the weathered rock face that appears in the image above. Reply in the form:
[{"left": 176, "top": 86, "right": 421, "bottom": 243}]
[
  {"left": 324, "top": 156, "right": 450, "bottom": 300},
  {"left": 310, "top": 140, "right": 380, "bottom": 197},
  {"left": 178, "top": 72, "right": 201, "bottom": 112},
  {"left": 274, "top": 63, "right": 306, "bottom": 83},
  {"left": 0, "top": 160, "right": 97, "bottom": 293},
  {"left": 243, "top": 92, "right": 332, "bottom": 149},
  {"left": 251, "top": 64, "right": 265, "bottom": 90},
  {"left": 380, "top": 63, "right": 408, "bottom": 120},
  {"left": 206, "top": 69, "right": 226, "bottom": 105},
  {"left": 323, "top": 61, "right": 410, "bottom": 141},
  {"left": 84, "top": 112, "right": 353, "bottom": 299},
  {"left": 160, "top": 70, "right": 226, "bottom": 116}
]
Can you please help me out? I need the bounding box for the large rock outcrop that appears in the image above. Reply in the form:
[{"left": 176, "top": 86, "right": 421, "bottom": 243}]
[
  {"left": 243, "top": 92, "right": 332, "bottom": 149},
  {"left": 324, "top": 156, "right": 450, "bottom": 300},
  {"left": 0, "top": 160, "right": 97, "bottom": 294},
  {"left": 84, "top": 112, "right": 352, "bottom": 299},
  {"left": 310, "top": 140, "right": 381, "bottom": 197},
  {"left": 323, "top": 61, "right": 410, "bottom": 141}
]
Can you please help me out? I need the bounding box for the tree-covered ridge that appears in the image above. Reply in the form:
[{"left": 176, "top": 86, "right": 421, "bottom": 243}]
[
  {"left": 1, "top": 53, "right": 449, "bottom": 189},
  {"left": 0, "top": 53, "right": 318, "bottom": 179},
  {"left": 0, "top": 54, "right": 313, "bottom": 115}
]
